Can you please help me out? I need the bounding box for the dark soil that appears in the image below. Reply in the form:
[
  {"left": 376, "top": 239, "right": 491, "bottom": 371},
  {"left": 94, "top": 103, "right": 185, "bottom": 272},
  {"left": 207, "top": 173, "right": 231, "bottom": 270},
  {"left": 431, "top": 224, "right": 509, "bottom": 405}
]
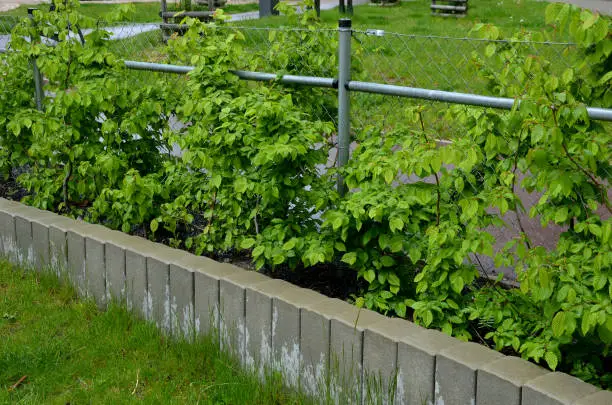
[{"left": 0, "top": 177, "right": 29, "bottom": 201}]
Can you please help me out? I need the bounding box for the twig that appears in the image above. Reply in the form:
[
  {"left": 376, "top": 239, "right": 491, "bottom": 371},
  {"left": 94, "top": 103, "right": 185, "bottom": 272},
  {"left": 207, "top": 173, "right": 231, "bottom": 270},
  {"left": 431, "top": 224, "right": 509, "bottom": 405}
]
[
  {"left": 201, "top": 382, "right": 242, "bottom": 392},
  {"left": 62, "top": 161, "right": 72, "bottom": 213},
  {"left": 511, "top": 134, "right": 531, "bottom": 249},
  {"left": 254, "top": 197, "right": 260, "bottom": 235},
  {"left": 561, "top": 141, "right": 611, "bottom": 214},
  {"left": 206, "top": 190, "right": 217, "bottom": 233},
  {"left": 551, "top": 108, "right": 611, "bottom": 214},
  {"left": 64, "top": 53, "right": 72, "bottom": 90},
  {"left": 418, "top": 110, "right": 441, "bottom": 226},
  {"left": 131, "top": 369, "right": 140, "bottom": 395},
  {"left": 8, "top": 375, "right": 27, "bottom": 392}
]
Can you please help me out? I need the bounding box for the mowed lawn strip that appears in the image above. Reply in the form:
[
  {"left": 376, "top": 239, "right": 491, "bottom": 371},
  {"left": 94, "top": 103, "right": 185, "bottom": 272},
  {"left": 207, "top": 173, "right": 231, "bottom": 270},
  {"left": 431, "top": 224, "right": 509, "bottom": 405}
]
[
  {"left": 0, "top": 259, "right": 306, "bottom": 404},
  {"left": 0, "top": 2, "right": 259, "bottom": 23}
]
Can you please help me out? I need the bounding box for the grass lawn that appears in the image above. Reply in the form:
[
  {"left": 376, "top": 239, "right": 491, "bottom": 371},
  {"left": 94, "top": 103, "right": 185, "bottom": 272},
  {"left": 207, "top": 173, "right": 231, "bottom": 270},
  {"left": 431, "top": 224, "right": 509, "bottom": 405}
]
[
  {"left": 0, "top": 260, "right": 306, "bottom": 404},
  {"left": 238, "top": 0, "right": 554, "bottom": 37},
  {"left": 0, "top": 2, "right": 259, "bottom": 23}
]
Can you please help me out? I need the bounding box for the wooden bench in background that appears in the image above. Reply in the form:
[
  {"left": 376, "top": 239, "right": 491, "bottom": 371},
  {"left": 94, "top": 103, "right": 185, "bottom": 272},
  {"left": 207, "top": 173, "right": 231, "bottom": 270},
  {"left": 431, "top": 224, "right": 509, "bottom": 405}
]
[{"left": 431, "top": 0, "right": 468, "bottom": 17}]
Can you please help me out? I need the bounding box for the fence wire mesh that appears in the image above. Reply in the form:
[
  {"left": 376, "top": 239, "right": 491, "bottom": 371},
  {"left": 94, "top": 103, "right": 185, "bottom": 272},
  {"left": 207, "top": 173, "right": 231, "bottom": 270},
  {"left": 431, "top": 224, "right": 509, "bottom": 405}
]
[{"left": 352, "top": 30, "right": 576, "bottom": 95}]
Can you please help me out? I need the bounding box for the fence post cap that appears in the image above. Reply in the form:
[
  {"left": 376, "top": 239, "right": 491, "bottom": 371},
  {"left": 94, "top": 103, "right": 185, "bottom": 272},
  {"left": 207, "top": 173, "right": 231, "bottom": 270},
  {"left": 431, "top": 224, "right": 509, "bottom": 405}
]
[{"left": 338, "top": 18, "right": 352, "bottom": 28}]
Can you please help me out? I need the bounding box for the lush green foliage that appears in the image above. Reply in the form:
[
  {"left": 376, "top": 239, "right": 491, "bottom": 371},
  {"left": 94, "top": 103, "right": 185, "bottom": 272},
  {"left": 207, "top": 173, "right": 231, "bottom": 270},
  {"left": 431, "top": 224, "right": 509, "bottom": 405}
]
[{"left": 0, "top": 0, "right": 610, "bottom": 387}]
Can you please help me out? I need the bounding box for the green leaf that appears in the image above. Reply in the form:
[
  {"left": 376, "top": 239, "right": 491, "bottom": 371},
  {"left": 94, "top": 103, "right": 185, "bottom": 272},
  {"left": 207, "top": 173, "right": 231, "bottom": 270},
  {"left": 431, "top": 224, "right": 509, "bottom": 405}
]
[
  {"left": 364, "top": 269, "right": 376, "bottom": 283},
  {"left": 454, "top": 177, "right": 464, "bottom": 192},
  {"left": 449, "top": 272, "right": 464, "bottom": 294},
  {"left": 234, "top": 177, "right": 248, "bottom": 193},
  {"left": 389, "top": 217, "right": 404, "bottom": 233},
  {"left": 544, "top": 352, "right": 558, "bottom": 370},
  {"left": 588, "top": 223, "right": 602, "bottom": 237},
  {"left": 552, "top": 311, "right": 566, "bottom": 337},
  {"left": 554, "top": 207, "right": 568, "bottom": 224},
  {"left": 388, "top": 272, "right": 401, "bottom": 286},
  {"left": 423, "top": 310, "right": 434, "bottom": 327},
  {"left": 341, "top": 252, "right": 357, "bottom": 266},
  {"left": 395, "top": 302, "right": 406, "bottom": 317},
  {"left": 380, "top": 256, "right": 395, "bottom": 267},
  {"left": 593, "top": 273, "right": 607, "bottom": 291},
  {"left": 252, "top": 245, "right": 265, "bottom": 257},
  {"left": 150, "top": 219, "right": 159, "bottom": 233},
  {"left": 241, "top": 238, "right": 256, "bottom": 249}
]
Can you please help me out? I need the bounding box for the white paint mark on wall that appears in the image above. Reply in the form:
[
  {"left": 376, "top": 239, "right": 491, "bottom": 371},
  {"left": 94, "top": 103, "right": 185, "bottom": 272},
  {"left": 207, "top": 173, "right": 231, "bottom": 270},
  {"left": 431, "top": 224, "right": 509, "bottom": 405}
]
[
  {"left": 145, "top": 288, "right": 153, "bottom": 321},
  {"left": 279, "top": 342, "right": 301, "bottom": 389},
  {"left": 301, "top": 352, "right": 327, "bottom": 398},
  {"left": 396, "top": 368, "right": 406, "bottom": 405},
  {"left": 435, "top": 379, "right": 444, "bottom": 405},
  {"left": 182, "top": 302, "right": 193, "bottom": 338}
]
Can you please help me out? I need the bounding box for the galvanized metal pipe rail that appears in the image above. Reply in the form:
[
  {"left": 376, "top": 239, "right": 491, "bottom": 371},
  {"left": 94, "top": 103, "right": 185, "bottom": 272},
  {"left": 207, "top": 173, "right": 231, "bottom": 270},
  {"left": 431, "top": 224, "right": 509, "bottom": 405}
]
[
  {"left": 123, "top": 60, "right": 612, "bottom": 122},
  {"left": 123, "top": 60, "right": 337, "bottom": 88}
]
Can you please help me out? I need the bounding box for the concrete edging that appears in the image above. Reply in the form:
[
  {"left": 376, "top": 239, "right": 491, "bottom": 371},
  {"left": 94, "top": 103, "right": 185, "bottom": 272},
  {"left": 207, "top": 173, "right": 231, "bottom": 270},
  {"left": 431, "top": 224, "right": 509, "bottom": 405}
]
[{"left": 0, "top": 197, "right": 608, "bottom": 405}]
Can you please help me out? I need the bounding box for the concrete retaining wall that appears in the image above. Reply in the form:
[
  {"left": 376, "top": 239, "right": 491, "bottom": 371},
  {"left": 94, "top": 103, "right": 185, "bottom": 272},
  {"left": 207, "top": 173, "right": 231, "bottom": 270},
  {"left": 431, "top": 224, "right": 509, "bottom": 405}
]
[{"left": 0, "top": 197, "right": 608, "bottom": 405}]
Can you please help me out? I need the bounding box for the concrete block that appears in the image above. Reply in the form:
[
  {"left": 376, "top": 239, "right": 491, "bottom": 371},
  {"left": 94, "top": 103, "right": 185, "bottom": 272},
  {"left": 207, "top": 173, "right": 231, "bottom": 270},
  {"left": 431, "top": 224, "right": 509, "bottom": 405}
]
[
  {"left": 219, "top": 270, "right": 270, "bottom": 363},
  {"left": 397, "top": 329, "right": 461, "bottom": 405},
  {"left": 522, "top": 372, "right": 600, "bottom": 405},
  {"left": 573, "top": 390, "right": 612, "bottom": 405},
  {"left": 125, "top": 249, "right": 148, "bottom": 320},
  {"left": 170, "top": 254, "right": 239, "bottom": 339},
  {"left": 170, "top": 263, "right": 195, "bottom": 339},
  {"left": 192, "top": 259, "right": 240, "bottom": 340},
  {"left": 12, "top": 207, "right": 58, "bottom": 269},
  {"left": 85, "top": 236, "right": 106, "bottom": 309},
  {"left": 363, "top": 318, "right": 424, "bottom": 405},
  {"left": 244, "top": 279, "right": 293, "bottom": 375},
  {"left": 31, "top": 221, "right": 50, "bottom": 271},
  {"left": 329, "top": 304, "right": 387, "bottom": 404},
  {"left": 15, "top": 216, "right": 34, "bottom": 267},
  {"left": 0, "top": 210, "right": 16, "bottom": 262},
  {"left": 67, "top": 230, "right": 87, "bottom": 297},
  {"left": 49, "top": 225, "right": 68, "bottom": 278},
  {"left": 300, "top": 298, "right": 346, "bottom": 398},
  {"left": 436, "top": 342, "right": 504, "bottom": 405},
  {"left": 123, "top": 236, "right": 176, "bottom": 322},
  {"left": 147, "top": 256, "right": 171, "bottom": 333},
  {"left": 105, "top": 241, "right": 126, "bottom": 304},
  {"left": 271, "top": 285, "right": 328, "bottom": 388},
  {"left": 477, "top": 356, "right": 548, "bottom": 405},
  {"left": 48, "top": 216, "right": 82, "bottom": 279}
]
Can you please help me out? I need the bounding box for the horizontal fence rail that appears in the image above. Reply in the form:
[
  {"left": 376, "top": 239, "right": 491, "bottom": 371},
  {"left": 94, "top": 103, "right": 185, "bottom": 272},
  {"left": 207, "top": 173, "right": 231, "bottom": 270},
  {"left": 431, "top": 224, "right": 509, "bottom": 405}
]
[{"left": 122, "top": 60, "right": 612, "bottom": 122}]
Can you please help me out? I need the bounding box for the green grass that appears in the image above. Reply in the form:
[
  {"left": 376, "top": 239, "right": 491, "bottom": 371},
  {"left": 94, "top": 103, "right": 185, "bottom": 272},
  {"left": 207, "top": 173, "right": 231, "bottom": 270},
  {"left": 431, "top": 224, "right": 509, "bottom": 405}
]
[
  {"left": 0, "top": 259, "right": 306, "bottom": 404},
  {"left": 237, "top": 0, "right": 553, "bottom": 38},
  {"left": 0, "top": 2, "right": 259, "bottom": 23}
]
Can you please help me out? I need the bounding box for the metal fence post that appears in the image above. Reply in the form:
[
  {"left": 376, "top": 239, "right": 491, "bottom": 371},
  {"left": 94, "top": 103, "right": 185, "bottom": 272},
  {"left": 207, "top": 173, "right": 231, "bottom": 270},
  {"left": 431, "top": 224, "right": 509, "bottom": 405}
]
[
  {"left": 337, "top": 18, "right": 351, "bottom": 196},
  {"left": 28, "top": 8, "right": 44, "bottom": 112}
]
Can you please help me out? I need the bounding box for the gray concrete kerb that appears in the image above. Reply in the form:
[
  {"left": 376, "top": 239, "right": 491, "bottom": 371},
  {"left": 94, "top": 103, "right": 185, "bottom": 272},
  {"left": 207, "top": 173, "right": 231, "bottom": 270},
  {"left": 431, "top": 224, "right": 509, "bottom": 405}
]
[
  {"left": 175, "top": 252, "right": 241, "bottom": 279},
  {"left": 270, "top": 283, "right": 329, "bottom": 388},
  {"left": 572, "top": 390, "right": 612, "bottom": 405},
  {"left": 436, "top": 341, "right": 505, "bottom": 405},
  {"left": 362, "top": 318, "right": 426, "bottom": 405},
  {"left": 244, "top": 278, "right": 294, "bottom": 375},
  {"left": 522, "top": 372, "right": 600, "bottom": 405},
  {"left": 219, "top": 269, "right": 272, "bottom": 362},
  {"left": 477, "top": 356, "right": 549, "bottom": 405}
]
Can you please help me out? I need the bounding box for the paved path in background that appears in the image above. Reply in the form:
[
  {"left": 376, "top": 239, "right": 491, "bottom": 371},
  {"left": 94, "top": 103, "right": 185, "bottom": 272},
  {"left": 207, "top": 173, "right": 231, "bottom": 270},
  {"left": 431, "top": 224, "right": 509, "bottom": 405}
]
[{"left": 544, "top": 0, "right": 612, "bottom": 14}]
